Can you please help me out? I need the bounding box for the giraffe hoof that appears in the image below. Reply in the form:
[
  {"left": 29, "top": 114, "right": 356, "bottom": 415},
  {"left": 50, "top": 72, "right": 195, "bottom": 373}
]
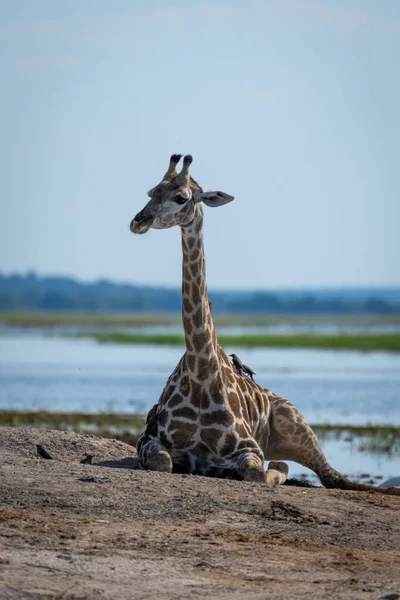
[
  {"left": 266, "top": 461, "right": 289, "bottom": 485},
  {"left": 244, "top": 467, "right": 266, "bottom": 483},
  {"left": 147, "top": 452, "right": 173, "bottom": 473}
]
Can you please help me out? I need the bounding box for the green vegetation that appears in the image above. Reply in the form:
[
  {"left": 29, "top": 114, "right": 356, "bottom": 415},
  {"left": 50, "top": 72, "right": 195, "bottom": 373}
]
[
  {"left": 0, "top": 311, "right": 180, "bottom": 328},
  {"left": 312, "top": 424, "right": 400, "bottom": 456},
  {"left": 0, "top": 410, "right": 145, "bottom": 432},
  {"left": 0, "top": 411, "right": 146, "bottom": 447},
  {"left": 1, "top": 411, "right": 399, "bottom": 456},
  {"left": 73, "top": 331, "right": 400, "bottom": 353}
]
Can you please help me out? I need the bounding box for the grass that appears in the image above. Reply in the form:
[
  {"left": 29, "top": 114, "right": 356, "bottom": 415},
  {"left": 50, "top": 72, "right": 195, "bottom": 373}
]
[
  {"left": 0, "top": 311, "right": 180, "bottom": 328},
  {"left": 2, "top": 311, "right": 400, "bottom": 328},
  {"left": 1, "top": 411, "right": 399, "bottom": 456},
  {"left": 0, "top": 410, "right": 145, "bottom": 433},
  {"left": 73, "top": 331, "right": 400, "bottom": 353},
  {"left": 0, "top": 411, "right": 146, "bottom": 447}
]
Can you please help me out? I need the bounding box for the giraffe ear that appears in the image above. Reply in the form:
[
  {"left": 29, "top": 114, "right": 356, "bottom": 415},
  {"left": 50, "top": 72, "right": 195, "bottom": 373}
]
[{"left": 200, "top": 191, "right": 235, "bottom": 207}]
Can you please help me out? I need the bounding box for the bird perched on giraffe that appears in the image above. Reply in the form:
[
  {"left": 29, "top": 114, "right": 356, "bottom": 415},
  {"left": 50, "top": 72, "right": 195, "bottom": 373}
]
[{"left": 229, "top": 353, "right": 256, "bottom": 381}]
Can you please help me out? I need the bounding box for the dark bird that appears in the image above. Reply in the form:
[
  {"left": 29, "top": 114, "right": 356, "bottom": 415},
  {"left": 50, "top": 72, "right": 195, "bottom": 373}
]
[
  {"left": 229, "top": 353, "right": 256, "bottom": 381},
  {"left": 229, "top": 353, "right": 244, "bottom": 375},
  {"left": 36, "top": 444, "right": 54, "bottom": 460},
  {"left": 80, "top": 454, "right": 94, "bottom": 465},
  {"left": 242, "top": 363, "right": 256, "bottom": 381}
]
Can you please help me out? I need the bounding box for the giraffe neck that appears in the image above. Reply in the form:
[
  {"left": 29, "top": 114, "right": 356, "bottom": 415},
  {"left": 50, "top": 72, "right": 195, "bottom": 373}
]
[{"left": 180, "top": 207, "right": 219, "bottom": 381}]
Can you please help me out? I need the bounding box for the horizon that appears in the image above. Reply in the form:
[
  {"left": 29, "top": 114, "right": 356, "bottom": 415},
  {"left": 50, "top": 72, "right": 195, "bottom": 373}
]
[{"left": 2, "top": 269, "right": 400, "bottom": 295}]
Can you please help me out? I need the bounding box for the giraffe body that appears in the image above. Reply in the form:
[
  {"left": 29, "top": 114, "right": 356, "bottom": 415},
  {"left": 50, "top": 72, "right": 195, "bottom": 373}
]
[{"left": 131, "top": 154, "right": 399, "bottom": 496}]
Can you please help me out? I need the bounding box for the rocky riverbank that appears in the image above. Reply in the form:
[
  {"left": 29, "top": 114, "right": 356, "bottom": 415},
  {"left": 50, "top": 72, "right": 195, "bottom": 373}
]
[{"left": 0, "top": 427, "right": 399, "bottom": 600}]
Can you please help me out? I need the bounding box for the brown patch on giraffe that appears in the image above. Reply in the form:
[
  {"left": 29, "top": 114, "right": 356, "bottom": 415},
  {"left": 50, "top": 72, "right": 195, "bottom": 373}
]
[
  {"left": 236, "top": 387, "right": 246, "bottom": 405},
  {"left": 244, "top": 397, "right": 259, "bottom": 425},
  {"left": 228, "top": 391, "right": 241, "bottom": 415},
  {"left": 190, "top": 262, "right": 198, "bottom": 278},
  {"left": 172, "top": 406, "right": 198, "bottom": 421},
  {"left": 199, "top": 339, "right": 211, "bottom": 355},
  {"left": 157, "top": 409, "right": 169, "bottom": 427},
  {"left": 194, "top": 219, "right": 202, "bottom": 235},
  {"left": 235, "top": 422, "right": 250, "bottom": 438},
  {"left": 172, "top": 367, "right": 182, "bottom": 383},
  {"left": 199, "top": 280, "right": 207, "bottom": 296},
  {"left": 240, "top": 398, "right": 251, "bottom": 423},
  {"left": 253, "top": 391, "right": 266, "bottom": 415},
  {"left": 184, "top": 319, "right": 193, "bottom": 336},
  {"left": 168, "top": 394, "right": 184, "bottom": 409},
  {"left": 190, "top": 381, "right": 202, "bottom": 408},
  {"left": 200, "top": 410, "right": 234, "bottom": 427},
  {"left": 169, "top": 421, "right": 197, "bottom": 448},
  {"left": 183, "top": 297, "right": 193, "bottom": 314},
  {"left": 158, "top": 431, "right": 172, "bottom": 450},
  {"left": 193, "top": 333, "right": 208, "bottom": 355},
  {"left": 237, "top": 438, "right": 259, "bottom": 450},
  {"left": 220, "top": 351, "right": 231, "bottom": 366},
  {"left": 200, "top": 428, "right": 223, "bottom": 454},
  {"left": 185, "top": 337, "right": 194, "bottom": 353},
  {"left": 184, "top": 266, "right": 195, "bottom": 285},
  {"left": 208, "top": 356, "right": 219, "bottom": 373},
  {"left": 186, "top": 354, "right": 196, "bottom": 372},
  {"left": 192, "top": 308, "right": 203, "bottom": 329},
  {"left": 190, "top": 248, "right": 200, "bottom": 263},
  {"left": 237, "top": 377, "right": 247, "bottom": 392},
  {"left": 187, "top": 236, "right": 195, "bottom": 251},
  {"left": 197, "top": 356, "right": 215, "bottom": 381},
  {"left": 180, "top": 376, "right": 190, "bottom": 396},
  {"left": 220, "top": 431, "right": 239, "bottom": 457},
  {"left": 181, "top": 237, "right": 189, "bottom": 252},
  {"left": 284, "top": 422, "right": 295, "bottom": 435},
  {"left": 191, "top": 283, "right": 200, "bottom": 307},
  {"left": 221, "top": 364, "right": 231, "bottom": 378},
  {"left": 200, "top": 390, "right": 210, "bottom": 410},
  {"left": 209, "top": 378, "right": 225, "bottom": 405},
  {"left": 222, "top": 366, "right": 236, "bottom": 387}
]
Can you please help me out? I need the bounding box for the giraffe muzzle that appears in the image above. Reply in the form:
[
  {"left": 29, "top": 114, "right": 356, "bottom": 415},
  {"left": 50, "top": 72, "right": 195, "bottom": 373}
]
[{"left": 130, "top": 211, "right": 152, "bottom": 234}]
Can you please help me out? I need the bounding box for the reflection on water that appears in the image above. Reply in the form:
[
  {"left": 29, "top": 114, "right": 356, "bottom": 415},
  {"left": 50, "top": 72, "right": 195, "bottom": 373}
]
[{"left": 0, "top": 331, "right": 399, "bottom": 479}]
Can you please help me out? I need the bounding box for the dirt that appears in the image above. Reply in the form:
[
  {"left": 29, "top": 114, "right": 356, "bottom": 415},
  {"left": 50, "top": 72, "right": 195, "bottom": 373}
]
[{"left": 0, "top": 427, "right": 399, "bottom": 600}]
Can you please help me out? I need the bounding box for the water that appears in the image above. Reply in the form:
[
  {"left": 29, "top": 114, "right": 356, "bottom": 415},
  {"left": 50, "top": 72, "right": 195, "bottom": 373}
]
[{"left": 0, "top": 331, "right": 399, "bottom": 480}]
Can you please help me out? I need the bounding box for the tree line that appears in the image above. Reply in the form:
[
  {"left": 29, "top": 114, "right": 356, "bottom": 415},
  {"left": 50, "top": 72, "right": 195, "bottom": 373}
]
[{"left": 1, "top": 272, "right": 399, "bottom": 314}]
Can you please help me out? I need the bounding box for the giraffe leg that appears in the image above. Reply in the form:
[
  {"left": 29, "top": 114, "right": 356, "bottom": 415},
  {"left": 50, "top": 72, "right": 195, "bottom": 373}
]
[
  {"left": 136, "top": 433, "right": 173, "bottom": 473},
  {"left": 233, "top": 446, "right": 266, "bottom": 482},
  {"left": 265, "top": 461, "right": 289, "bottom": 485},
  {"left": 266, "top": 398, "right": 331, "bottom": 476},
  {"left": 266, "top": 397, "right": 400, "bottom": 496}
]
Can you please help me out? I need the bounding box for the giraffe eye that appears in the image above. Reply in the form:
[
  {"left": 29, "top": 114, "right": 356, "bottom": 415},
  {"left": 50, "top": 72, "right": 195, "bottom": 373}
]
[{"left": 174, "top": 194, "right": 188, "bottom": 205}]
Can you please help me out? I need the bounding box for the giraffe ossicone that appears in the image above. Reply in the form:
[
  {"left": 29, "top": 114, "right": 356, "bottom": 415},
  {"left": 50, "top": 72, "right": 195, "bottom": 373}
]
[{"left": 130, "top": 154, "right": 399, "bottom": 496}]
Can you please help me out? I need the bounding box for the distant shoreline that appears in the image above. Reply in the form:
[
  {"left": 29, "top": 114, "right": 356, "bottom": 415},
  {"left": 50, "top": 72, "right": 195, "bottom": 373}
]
[
  {"left": 73, "top": 331, "right": 400, "bottom": 353},
  {"left": 1, "top": 310, "right": 400, "bottom": 328}
]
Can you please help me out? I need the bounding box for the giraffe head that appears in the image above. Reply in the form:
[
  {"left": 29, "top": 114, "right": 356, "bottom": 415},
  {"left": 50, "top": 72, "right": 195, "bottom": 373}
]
[{"left": 130, "top": 154, "right": 234, "bottom": 234}]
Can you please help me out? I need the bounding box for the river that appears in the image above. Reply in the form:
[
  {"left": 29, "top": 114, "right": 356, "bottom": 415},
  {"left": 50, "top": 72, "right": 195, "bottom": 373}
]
[{"left": 1, "top": 330, "right": 399, "bottom": 481}]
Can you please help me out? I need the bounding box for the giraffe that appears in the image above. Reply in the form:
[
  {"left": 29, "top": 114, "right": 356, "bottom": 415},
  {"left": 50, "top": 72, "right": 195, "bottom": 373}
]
[{"left": 129, "top": 154, "right": 399, "bottom": 496}]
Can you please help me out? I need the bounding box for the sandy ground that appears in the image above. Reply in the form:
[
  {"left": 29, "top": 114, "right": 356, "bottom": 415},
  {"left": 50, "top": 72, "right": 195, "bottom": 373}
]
[{"left": 0, "top": 427, "right": 399, "bottom": 600}]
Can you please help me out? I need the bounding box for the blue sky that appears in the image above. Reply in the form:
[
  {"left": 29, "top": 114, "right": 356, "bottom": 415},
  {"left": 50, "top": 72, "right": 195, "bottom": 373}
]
[{"left": 1, "top": 0, "right": 399, "bottom": 289}]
